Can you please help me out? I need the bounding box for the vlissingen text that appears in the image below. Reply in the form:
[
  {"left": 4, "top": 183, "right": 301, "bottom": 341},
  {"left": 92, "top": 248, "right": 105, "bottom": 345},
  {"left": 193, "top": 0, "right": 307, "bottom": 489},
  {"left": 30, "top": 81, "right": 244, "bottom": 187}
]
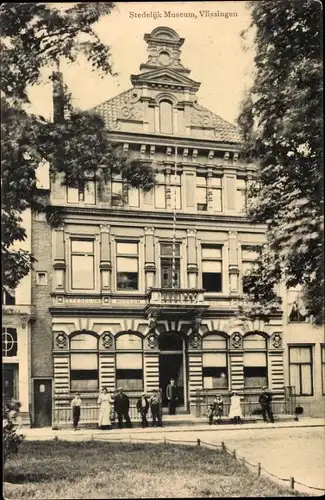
[{"left": 129, "top": 11, "right": 238, "bottom": 20}]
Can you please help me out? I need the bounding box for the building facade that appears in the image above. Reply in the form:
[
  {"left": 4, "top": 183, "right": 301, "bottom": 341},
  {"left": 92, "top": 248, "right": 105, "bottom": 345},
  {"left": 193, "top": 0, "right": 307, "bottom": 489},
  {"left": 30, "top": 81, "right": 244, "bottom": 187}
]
[
  {"left": 29, "top": 26, "right": 290, "bottom": 426},
  {"left": 282, "top": 286, "right": 325, "bottom": 417},
  {"left": 2, "top": 209, "right": 35, "bottom": 426}
]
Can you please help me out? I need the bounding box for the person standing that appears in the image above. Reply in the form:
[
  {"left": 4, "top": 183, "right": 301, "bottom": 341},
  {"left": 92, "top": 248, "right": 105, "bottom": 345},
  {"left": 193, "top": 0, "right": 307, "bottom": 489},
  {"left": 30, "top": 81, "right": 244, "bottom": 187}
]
[
  {"left": 114, "top": 387, "right": 132, "bottom": 429},
  {"left": 71, "top": 392, "right": 82, "bottom": 431},
  {"left": 228, "top": 391, "right": 243, "bottom": 424},
  {"left": 97, "top": 387, "right": 113, "bottom": 430},
  {"left": 149, "top": 389, "right": 163, "bottom": 427},
  {"left": 136, "top": 392, "right": 149, "bottom": 428},
  {"left": 259, "top": 386, "right": 274, "bottom": 423},
  {"left": 166, "top": 378, "right": 178, "bottom": 415},
  {"left": 214, "top": 394, "right": 224, "bottom": 424}
]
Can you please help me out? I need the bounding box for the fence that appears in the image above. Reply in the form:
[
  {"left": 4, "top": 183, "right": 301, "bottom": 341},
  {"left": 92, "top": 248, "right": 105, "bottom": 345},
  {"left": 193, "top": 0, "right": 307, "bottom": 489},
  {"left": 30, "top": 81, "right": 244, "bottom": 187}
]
[
  {"left": 53, "top": 395, "right": 157, "bottom": 427},
  {"left": 54, "top": 433, "right": 323, "bottom": 495},
  {"left": 195, "top": 387, "right": 297, "bottom": 419}
]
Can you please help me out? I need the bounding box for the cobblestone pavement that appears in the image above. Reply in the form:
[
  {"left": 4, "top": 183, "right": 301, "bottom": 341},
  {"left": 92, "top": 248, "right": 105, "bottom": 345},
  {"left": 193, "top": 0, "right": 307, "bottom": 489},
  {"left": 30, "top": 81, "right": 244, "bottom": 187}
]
[{"left": 23, "top": 420, "right": 325, "bottom": 496}]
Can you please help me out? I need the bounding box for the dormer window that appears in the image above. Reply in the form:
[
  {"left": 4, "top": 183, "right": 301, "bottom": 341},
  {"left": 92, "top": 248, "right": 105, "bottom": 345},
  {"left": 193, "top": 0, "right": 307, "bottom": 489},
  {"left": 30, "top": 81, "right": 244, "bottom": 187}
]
[{"left": 159, "top": 100, "right": 173, "bottom": 134}]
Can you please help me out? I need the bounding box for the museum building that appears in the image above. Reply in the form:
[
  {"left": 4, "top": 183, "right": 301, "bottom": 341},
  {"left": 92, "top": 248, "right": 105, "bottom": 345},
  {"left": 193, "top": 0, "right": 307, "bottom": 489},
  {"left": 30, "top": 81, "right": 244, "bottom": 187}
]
[{"left": 28, "top": 27, "right": 301, "bottom": 426}]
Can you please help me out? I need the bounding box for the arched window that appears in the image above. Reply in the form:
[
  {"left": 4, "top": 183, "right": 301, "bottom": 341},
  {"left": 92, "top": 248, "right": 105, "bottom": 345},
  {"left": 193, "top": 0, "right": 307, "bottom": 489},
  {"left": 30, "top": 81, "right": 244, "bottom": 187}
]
[
  {"left": 202, "top": 333, "right": 228, "bottom": 389},
  {"left": 159, "top": 100, "right": 173, "bottom": 134},
  {"left": 243, "top": 332, "right": 268, "bottom": 388},
  {"left": 70, "top": 332, "right": 99, "bottom": 391},
  {"left": 116, "top": 332, "right": 143, "bottom": 391}
]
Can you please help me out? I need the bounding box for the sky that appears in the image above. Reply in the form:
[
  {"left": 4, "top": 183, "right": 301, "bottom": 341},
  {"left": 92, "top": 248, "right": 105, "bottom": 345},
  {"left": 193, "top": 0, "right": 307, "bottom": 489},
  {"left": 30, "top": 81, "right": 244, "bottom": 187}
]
[{"left": 28, "top": 1, "right": 256, "bottom": 125}]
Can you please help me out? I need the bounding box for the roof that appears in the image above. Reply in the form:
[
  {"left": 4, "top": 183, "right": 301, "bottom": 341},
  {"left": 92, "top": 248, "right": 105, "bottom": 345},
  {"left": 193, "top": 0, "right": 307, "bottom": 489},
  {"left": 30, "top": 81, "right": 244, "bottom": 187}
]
[{"left": 92, "top": 89, "right": 241, "bottom": 144}]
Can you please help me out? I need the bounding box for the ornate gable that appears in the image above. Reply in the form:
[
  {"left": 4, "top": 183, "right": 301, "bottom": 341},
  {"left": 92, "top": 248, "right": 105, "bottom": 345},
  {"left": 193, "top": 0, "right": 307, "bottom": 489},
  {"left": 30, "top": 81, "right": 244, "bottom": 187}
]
[
  {"left": 91, "top": 27, "right": 241, "bottom": 144},
  {"left": 131, "top": 68, "right": 200, "bottom": 92}
]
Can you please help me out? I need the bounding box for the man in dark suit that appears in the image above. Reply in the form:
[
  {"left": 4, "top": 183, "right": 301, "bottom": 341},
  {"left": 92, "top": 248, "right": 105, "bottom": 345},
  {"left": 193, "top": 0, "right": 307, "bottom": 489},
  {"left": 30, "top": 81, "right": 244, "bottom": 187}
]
[
  {"left": 166, "top": 378, "right": 178, "bottom": 415},
  {"left": 259, "top": 386, "right": 274, "bottom": 423},
  {"left": 114, "top": 387, "right": 132, "bottom": 428}
]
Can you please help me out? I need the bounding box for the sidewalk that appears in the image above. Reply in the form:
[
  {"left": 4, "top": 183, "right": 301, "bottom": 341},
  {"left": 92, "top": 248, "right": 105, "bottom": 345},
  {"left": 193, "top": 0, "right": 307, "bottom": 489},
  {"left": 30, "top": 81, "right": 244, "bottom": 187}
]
[{"left": 22, "top": 416, "right": 325, "bottom": 440}]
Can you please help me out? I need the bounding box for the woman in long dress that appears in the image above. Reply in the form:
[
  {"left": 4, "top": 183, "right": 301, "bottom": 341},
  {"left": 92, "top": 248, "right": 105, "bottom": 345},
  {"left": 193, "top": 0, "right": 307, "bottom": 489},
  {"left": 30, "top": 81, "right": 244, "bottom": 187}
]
[
  {"left": 97, "top": 387, "right": 113, "bottom": 430},
  {"left": 228, "top": 391, "right": 243, "bottom": 424}
]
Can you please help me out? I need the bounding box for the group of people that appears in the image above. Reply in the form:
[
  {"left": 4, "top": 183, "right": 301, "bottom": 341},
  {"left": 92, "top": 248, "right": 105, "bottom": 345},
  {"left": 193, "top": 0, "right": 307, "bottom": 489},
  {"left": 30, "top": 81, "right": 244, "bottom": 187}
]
[
  {"left": 71, "top": 378, "right": 180, "bottom": 431},
  {"left": 208, "top": 387, "right": 274, "bottom": 425}
]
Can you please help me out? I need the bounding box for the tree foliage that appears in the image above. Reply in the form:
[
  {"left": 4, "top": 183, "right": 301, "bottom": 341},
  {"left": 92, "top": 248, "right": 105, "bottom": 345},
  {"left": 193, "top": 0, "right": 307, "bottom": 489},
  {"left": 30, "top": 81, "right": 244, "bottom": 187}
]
[
  {"left": 1, "top": 3, "right": 155, "bottom": 291},
  {"left": 238, "top": 0, "right": 323, "bottom": 324}
]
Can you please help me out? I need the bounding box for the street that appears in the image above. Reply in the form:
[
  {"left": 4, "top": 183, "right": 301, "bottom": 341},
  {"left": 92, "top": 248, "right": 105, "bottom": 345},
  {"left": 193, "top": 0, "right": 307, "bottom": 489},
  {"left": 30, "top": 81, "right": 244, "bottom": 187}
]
[{"left": 23, "top": 422, "right": 325, "bottom": 496}]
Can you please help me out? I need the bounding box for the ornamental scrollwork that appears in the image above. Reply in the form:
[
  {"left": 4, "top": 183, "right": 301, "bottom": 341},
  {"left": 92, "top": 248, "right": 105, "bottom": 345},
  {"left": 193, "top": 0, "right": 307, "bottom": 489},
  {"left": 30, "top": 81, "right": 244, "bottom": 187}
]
[
  {"left": 147, "top": 332, "right": 159, "bottom": 349},
  {"left": 102, "top": 332, "right": 113, "bottom": 349},
  {"left": 191, "top": 315, "right": 202, "bottom": 334},
  {"left": 271, "top": 332, "right": 282, "bottom": 349},
  {"left": 189, "top": 332, "right": 201, "bottom": 349},
  {"left": 56, "top": 332, "right": 67, "bottom": 349},
  {"left": 231, "top": 332, "right": 242, "bottom": 349},
  {"left": 147, "top": 311, "right": 159, "bottom": 332}
]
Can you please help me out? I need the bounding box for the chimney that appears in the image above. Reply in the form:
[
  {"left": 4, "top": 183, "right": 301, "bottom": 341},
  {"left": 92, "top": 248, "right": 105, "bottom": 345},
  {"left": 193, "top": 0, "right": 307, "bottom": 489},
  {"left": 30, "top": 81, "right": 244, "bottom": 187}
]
[{"left": 52, "top": 71, "right": 65, "bottom": 123}]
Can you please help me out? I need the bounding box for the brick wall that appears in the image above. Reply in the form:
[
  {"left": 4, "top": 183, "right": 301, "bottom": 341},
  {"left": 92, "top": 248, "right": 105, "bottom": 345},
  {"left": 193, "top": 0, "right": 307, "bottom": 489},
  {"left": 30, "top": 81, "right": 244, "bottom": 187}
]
[{"left": 31, "top": 211, "right": 53, "bottom": 377}]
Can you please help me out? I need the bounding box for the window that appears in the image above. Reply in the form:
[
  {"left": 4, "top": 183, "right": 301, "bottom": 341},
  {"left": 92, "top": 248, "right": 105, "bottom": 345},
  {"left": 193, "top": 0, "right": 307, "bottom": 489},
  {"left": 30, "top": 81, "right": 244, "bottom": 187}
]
[
  {"left": 196, "top": 176, "right": 207, "bottom": 211},
  {"left": 128, "top": 186, "right": 140, "bottom": 208},
  {"left": 70, "top": 333, "right": 99, "bottom": 391},
  {"left": 116, "top": 242, "right": 139, "bottom": 290},
  {"left": 155, "top": 173, "right": 166, "bottom": 209},
  {"left": 159, "top": 100, "right": 173, "bottom": 134},
  {"left": 287, "top": 288, "right": 309, "bottom": 322},
  {"left": 2, "top": 289, "right": 15, "bottom": 306},
  {"left": 211, "top": 177, "right": 222, "bottom": 212},
  {"left": 236, "top": 178, "right": 246, "bottom": 213},
  {"left": 320, "top": 345, "right": 325, "bottom": 394},
  {"left": 160, "top": 242, "right": 181, "bottom": 288},
  {"left": 71, "top": 239, "right": 95, "bottom": 290},
  {"left": 289, "top": 346, "right": 313, "bottom": 396},
  {"left": 241, "top": 246, "right": 260, "bottom": 294},
  {"left": 243, "top": 333, "right": 268, "bottom": 388},
  {"left": 111, "top": 175, "right": 124, "bottom": 207},
  {"left": 36, "top": 272, "right": 47, "bottom": 286},
  {"left": 202, "top": 334, "right": 228, "bottom": 389},
  {"left": 67, "top": 178, "right": 96, "bottom": 204},
  {"left": 2, "top": 328, "right": 18, "bottom": 357},
  {"left": 202, "top": 246, "right": 222, "bottom": 292},
  {"left": 116, "top": 333, "right": 143, "bottom": 391}
]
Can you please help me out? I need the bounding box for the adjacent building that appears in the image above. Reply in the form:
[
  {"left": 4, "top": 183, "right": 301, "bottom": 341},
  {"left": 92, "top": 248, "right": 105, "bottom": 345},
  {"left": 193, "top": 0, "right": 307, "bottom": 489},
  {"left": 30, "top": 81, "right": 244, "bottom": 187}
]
[{"left": 2, "top": 210, "right": 35, "bottom": 426}]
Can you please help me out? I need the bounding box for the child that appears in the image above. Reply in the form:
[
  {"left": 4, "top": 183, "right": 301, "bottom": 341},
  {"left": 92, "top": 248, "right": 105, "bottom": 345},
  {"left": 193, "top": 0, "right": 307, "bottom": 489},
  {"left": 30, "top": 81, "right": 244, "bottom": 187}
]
[
  {"left": 214, "top": 394, "right": 224, "bottom": 424},
  {"left": 71, "top": 392, "right": 82, "bottom": 430},
  {"left": 149, "top": 389, "right": 163, "bottom": 427},
  {"left": 136, "top": 392, "right": 149, "bottom": 428},
  {"left": 208, "top": 403, "right": 215, "bottom": 425}
]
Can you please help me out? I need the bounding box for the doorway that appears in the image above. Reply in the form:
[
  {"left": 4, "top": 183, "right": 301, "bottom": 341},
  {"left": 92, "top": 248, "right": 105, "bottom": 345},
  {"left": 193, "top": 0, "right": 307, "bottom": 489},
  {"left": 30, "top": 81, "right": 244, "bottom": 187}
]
[
  {"left": 158, "top": 333, "right": 187, "bottom": 412},
  {"left": 34, "top": 379, "right": 52, "bottom": 427}
]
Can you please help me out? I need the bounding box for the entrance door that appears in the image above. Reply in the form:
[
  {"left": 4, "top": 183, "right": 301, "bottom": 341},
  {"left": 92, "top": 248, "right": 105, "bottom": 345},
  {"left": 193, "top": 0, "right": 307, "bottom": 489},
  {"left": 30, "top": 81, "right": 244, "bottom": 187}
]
[
  {"left": 34, "top": 379, "right": 52, "bottom": 427},
  {"left": 159, "top": 353, "right": 184, "bottom": 407},
  {"left": 158, "top": 332, "right": 187, "bottom": 412}
]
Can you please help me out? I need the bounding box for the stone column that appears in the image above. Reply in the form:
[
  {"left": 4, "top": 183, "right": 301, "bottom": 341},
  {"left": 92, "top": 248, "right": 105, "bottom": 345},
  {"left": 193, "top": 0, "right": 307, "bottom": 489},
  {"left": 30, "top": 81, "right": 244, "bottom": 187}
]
[
  {"left": 144, "top": 227, "right": 156, "bottom": 291},
  {"left": 165, "top": 166, "right": 172, "bottom": 210},
  {"left": 207, "top": 168, "right": 214, "bottom": 212},
  {"left": 187, "top": 229, "right": 198, "bottom": 288},
  {"left": 53, "top": 225, "right": 66, "bottom": 291},
  {"left": 100, "top": 224, "right": 111, "bottom": 291},
  {"left": 228, "top": 231, "right": 239, "bottom": 294}
]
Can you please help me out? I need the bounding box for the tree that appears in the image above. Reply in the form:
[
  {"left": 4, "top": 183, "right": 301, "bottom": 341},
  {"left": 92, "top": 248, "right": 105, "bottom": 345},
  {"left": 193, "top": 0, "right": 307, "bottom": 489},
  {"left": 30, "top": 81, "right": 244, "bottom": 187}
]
[
  {"left": 237, "top": 0, "right": 323, "bottom": 324},
  {"left": 1, "top": 3, "right": 155, "bottom": 291}
]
